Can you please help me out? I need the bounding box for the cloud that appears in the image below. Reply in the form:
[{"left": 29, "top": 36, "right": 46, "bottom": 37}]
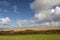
[
  {"left": 16, "top": 19, "right": 37, "bottom": 27},
  {"left": 30, "top": 0, "right": 60, "bottom": 11},
  {"left": 51, "top": 6, "right": 60, "bottom": 21},
  {"left": 0, "top": 2, "right": 2, "bottom": 5},
  {"left": 30, "top": 0, "right": 60, "bottom": 26},
  {"left": 2, "top": 1, "right": 9, "bottom": 6},
  {"left": 34, "top": 6, "right": 60, "bottom": 23},
  {"left": 50, "top": 9, "right": 55, "bottom": 13},
  {"left": 13, "top": 5, "right": 17, "bottom": 13},
  {"left": 55, "top": 6, "right": 60, "bottom": 14},
  {"left": 35, "top": 10, "right": 50, "bottom": 20},
  {"left": 16, "top": 20, "right": 29, "bottom": 27},
  {"left": 0, "top": 9, "right": 8, "bottom": 13},
  {"left": 0, "top": 1, "right": 9, "bottom": 6},
  {"left": 0, "top": 9, "right": 2, "bottom": 12},
  {"left": 0, "top": 17, "right": 11, "bottom": 25},
  {"left": 17, "top": 20, "right": 28, "bottom": 24},
  {"left": 3, "top": 10, "right": 8, "bottom": 12}
]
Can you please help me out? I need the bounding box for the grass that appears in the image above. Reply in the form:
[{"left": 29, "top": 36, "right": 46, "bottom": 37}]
[{"left": 0, "top": 34, "right": 60, "bottom": 40}]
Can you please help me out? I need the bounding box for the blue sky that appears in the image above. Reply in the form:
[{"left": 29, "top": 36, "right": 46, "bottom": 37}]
[
  {"left": 0, "top": 0, "right": 34, "bottom": 20},
  {"left": 0, "top": 0, "right": 35, "bottom": 28}
]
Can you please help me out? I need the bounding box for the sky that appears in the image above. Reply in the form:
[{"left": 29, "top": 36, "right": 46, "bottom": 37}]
[
  {"left": 0, "top": 0, "right": 60, "bottom": 28},
  {"left": 0, "top": 0, "right": 35, "bottom": 28}
]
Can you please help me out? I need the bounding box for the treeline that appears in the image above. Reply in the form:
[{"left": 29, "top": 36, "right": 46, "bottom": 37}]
[{"left": 0, "top": 29, "right": 60, "bottom": 35}]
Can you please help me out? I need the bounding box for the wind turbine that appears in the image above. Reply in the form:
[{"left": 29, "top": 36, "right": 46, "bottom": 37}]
[{"left": 50, "top": 9, "right": 55, "bottom": 27}]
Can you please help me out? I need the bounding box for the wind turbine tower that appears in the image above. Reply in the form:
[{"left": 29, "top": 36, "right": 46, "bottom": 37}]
[{"left": 50, "top": 9, "right": 55, "bottom": 27}]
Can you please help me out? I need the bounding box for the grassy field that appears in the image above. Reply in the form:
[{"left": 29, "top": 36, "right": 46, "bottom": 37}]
[{"left": 0, "top": 34, "right": 60, "bottom": 40}]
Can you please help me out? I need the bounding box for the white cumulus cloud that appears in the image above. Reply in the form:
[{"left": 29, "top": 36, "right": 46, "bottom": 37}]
[
  {"left": 30, "top": 0, "right": 60, "bottom": 11},
  {"left": 16, "top": 19, "right": 37, "bottom": 27},
  {"left": 55, "top": 6, "right": 60, "bottom": 14},
  {"left": 0, "top": 17, "right": 11, "bottom": 25},
  {"left": 30, "top": 0, "right": 60, "bottom": 26}
]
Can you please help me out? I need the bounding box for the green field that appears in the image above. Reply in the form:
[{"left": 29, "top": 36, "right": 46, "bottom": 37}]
[{"left": 0, "top": 34, "right": 60, "bottom": 40}]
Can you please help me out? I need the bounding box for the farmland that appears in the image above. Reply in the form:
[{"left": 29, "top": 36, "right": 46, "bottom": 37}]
[
  {"left": 0, "top": 34, "right": 60, "bottom": 40},
  {"left": 0, "top": 27, "right": 60, "bottom": 40},
  {"left": 1, "top": 27, "right": 60, "bottom": 32}
]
